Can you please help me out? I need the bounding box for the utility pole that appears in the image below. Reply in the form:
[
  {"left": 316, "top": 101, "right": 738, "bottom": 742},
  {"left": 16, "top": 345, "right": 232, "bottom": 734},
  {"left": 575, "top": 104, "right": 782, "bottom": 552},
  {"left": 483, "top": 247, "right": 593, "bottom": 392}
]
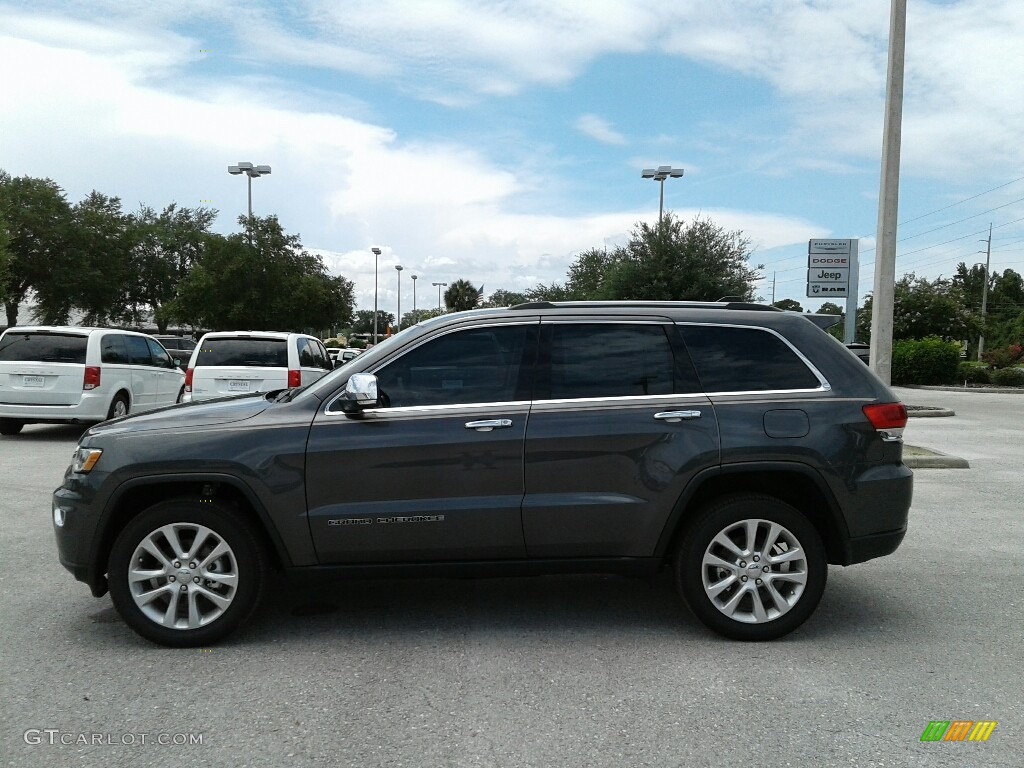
[
  {"left": 978, "top": 223, "right": 992, "bottom": 362},
  {"left": 771, "top": 272, "right": 776, "bottom": 304},
  {"left": 869, "top": 0, "right": 907, "bottom": 385}
]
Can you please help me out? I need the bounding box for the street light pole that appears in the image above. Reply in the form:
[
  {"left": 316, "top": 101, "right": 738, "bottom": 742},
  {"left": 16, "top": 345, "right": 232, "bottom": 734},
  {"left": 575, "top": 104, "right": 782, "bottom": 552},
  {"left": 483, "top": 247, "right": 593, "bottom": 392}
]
[
  {"left": 227, "top": 162, "right": 271, "bottom": 244},
  {"left": 978, "top": 223, "right": 992, "bottom": 362},
  {"left": 395, "top": 265, "right": 404, "bottom": 331},
  {"left": 411, "top": 274, "right": 418, "bottom": 318},
  {"left": 433, "top": 282, "right": 447, "bottom": 311},
  {"left": 641, "top": 166, "right": 684, "bottom": 226},
  {"left": 371, "top": 247, "right": 382, "bottom": 345}
]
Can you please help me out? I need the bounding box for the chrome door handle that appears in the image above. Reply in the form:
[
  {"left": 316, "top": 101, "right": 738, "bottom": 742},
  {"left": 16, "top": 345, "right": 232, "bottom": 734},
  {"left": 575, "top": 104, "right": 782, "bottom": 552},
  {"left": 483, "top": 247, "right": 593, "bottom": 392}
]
[
  {"left": 465, "top": 419, "right": 513, "bottom": 432},
  {"left": 654, "top": 410, "right": 702, "bottom": 422}
]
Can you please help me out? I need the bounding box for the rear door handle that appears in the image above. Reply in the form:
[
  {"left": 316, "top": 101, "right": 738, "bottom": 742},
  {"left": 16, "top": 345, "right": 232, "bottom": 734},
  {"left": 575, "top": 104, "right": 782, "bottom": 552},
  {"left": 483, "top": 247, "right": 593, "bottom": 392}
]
[
  {"left": 654, "top": 410, "right": 702, "bottom": 423},
  {"left": 465, "top": 419, "right": 513, "bottom": 432}
]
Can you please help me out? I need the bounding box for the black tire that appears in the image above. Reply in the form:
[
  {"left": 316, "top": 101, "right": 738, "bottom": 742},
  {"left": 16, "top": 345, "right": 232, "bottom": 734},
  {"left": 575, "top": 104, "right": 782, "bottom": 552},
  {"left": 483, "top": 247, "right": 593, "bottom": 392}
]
[
  {"left": 675, "top": 494, "right": 827, "bottom": 641},
  {"left": 108, "top": 500, "right": 267, "bottom": 647},
  {"left": 0, "top": 419, "right": 24, "bottom": 436},
  {"left": 106, "top": 392, "right": 130, "bottom": 420}
]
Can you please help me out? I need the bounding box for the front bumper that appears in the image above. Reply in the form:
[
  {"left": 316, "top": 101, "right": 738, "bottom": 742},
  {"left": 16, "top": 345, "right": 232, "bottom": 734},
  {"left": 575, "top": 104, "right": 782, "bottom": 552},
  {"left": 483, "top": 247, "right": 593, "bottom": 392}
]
[{"left": 52, "top": 479, "right": 108, "bottom": 596}]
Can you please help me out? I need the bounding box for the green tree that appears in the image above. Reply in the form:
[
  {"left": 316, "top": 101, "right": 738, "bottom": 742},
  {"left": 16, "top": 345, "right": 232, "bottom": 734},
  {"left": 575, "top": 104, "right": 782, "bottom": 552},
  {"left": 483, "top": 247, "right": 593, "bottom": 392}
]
[
  {"left": 772, "top": 298, "right": 803, "bottom": 312},
  {"left": 169, "top": 215, "right": 354, "bottom": 331},
  {"left": 129, "top": 204, "right": 217, "bottom": 331},
  {"left": 857, "top": 274, "right": 977, "bottom": 346},
  {"left": 401, "top": 307, "right": 444, "bottom": 326},
  {"left": 482, "top": 289, "right": 527, "bottom": 308},
  {"left": 445, "top": 279, "right": 482, "bottom": 312},
  {"left": 352, "top": 309, "right": 394, "bottom": 335},
  {"left": 604, "top": 214, "right": 761, "bottom": 301},
  {"left": 0, "top": 171, "right": 74, "bottom": 326},
  {"left": 40, "top": 190, "right": 135, "bottom": 326}
]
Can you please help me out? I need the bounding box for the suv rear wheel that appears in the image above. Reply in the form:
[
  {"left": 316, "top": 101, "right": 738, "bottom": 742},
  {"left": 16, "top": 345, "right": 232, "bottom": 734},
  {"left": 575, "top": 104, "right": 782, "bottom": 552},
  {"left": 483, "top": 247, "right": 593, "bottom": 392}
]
[
  {"left": 108, "top": 500, "right": 266, "bottom": 647},
  {"left": 676, "top": 494, "right": 827, "bottom": 641}
]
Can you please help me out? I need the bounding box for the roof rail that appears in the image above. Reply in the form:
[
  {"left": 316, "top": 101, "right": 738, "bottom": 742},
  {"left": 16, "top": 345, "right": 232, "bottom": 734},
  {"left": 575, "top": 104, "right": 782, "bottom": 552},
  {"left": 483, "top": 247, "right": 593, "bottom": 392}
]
[{"left": 509, "top": 300, "right": 781, "bottom": 312}]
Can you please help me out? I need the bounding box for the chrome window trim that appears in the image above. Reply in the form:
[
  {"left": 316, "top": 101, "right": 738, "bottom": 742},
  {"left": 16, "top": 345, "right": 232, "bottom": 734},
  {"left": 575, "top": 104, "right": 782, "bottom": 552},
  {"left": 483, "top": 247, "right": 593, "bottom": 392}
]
[
  {"left": 324, "top": 399, "right": 533, "bottom": 418},
  {"left": 675, "top": 321, "right": 832, "bottom": 393},
  {"left": 531, "top": 392, "right": 707, "bottom": 408}
]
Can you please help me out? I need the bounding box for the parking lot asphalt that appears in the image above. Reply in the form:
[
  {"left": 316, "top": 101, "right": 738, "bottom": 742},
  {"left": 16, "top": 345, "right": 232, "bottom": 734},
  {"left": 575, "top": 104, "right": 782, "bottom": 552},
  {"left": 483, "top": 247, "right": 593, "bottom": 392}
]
[{"left": 2, "top": 393, "right": 1021, "bottom": 768}]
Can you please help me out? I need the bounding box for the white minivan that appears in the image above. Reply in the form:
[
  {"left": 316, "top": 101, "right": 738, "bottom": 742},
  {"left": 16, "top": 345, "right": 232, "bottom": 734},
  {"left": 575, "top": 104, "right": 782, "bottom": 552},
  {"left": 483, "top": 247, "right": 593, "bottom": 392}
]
[
  {"left": 183, "top": 331, "right": 333, "bottom": 402},
  {"left": 0, "top": 326, "right": 186, "bottom": 435}
]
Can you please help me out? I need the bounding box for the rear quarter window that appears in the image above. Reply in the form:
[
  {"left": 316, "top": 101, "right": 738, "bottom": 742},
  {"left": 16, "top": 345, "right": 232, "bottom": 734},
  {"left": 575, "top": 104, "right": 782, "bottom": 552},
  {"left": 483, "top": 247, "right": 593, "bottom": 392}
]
[
  {"left": 680, "top": 325, "right": 821, "bottom": 392},
  {"left": 194, "top": 338, "right": 289, "bottom": 367},
  {"left": 0, "top": 332, "right": 88, "bottom": 363}
]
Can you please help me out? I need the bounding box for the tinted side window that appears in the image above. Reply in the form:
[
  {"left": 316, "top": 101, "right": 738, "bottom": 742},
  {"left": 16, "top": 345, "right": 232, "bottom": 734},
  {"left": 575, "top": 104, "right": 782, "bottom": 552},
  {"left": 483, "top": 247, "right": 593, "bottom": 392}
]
[
  {"left": 680, "top": 325, "right": 821, "bottom": 392},
  {"left": 0, "top": 332, "right": 88, "bottom": 363},
  {"left": 376, "top": 325, "right": 532, "bottom": 407},
  {"left": 297, "top": 338, "right": 317, "bottom": 368},
  {"left": 146, "top": 338, "right": 175, "bottom": 368},
  {"left": 313, "top": 341, "right": 332, "bottom": 370},
  {"left": 124, "top": 335, "right": 153, "bottom": 366},
  {"left": 101, "top": 334, "right": 128, "bottom": 364},
  {"left": 543, "top": 323, "right": 675, "bottom": 400}
]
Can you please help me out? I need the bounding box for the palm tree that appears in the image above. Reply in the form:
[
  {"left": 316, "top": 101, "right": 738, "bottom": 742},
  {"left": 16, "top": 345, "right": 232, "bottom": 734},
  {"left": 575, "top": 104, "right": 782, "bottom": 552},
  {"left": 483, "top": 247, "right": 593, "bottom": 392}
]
[{"left": 444, "top": 279, "right": 482, "bottom": 312}]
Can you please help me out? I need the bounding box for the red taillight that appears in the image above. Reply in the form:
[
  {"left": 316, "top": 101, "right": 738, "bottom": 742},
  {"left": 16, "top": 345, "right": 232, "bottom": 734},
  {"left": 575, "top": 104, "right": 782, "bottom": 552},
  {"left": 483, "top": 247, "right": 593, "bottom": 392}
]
[
  {"left": 288, "top": 369, "right": 301, "bottom": 388},
  {"left": 83, "top": 366, "right": 101, "bottom": 390},
  {"left": 863, "top": 402, "right": 907, "bottom": 443},
  {"left": 863, "top": 403, "right": 908, "bottom": 430},
  {"left": 184, "top": 368, "right": 194, "bottom": 392}
]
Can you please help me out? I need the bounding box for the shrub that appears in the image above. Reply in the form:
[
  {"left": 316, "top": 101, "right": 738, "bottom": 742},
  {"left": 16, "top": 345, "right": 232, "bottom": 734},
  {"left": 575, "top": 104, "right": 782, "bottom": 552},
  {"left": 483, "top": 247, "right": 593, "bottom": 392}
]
[
  {"left": 958, "top": 363, "right": 991, "bottom": 385},
  {"left": 891, "top": 337, "right": 961, "bottom": 385},
  {"left": 991, "top": 367, "right": 1024, "bottom": 387},
  {"left": 982, "top": 344, "right": 1024, "bottom": 369}
]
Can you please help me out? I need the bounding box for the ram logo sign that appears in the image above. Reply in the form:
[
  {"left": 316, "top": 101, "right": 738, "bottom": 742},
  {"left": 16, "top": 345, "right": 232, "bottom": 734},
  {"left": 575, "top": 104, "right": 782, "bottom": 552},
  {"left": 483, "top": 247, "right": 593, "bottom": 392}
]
[{"left": 920, "top": 720, "right": 997, "bottom": 742}]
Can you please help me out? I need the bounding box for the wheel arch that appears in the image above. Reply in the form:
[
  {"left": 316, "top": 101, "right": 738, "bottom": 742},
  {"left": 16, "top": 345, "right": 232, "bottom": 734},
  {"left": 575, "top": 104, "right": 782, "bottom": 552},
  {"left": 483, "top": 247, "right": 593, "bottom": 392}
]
[
  {"left": 656, "top": 462, "right": 851, "bottom": 566},
  {"left": 88, "top": 474, "right": 291, "bottom": 596}
]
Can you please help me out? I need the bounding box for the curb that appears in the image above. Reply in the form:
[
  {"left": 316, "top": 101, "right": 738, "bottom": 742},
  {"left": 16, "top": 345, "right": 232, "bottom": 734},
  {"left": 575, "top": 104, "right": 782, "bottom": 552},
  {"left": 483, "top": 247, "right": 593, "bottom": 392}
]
[
  {"left": 902, "top": 385, "right": 1024, "bottom": 394},
  {"left": 907, "top": 408, "right": 955, "bottom": 418},
  {"left": 904, "top": 445, "right": 970, "bottom": 469}
]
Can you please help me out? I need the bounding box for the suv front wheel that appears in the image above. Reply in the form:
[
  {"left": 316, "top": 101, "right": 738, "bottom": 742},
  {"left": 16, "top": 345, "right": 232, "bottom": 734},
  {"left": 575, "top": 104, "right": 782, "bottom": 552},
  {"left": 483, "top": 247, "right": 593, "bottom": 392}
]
[
  {"left": 108, "top": 500, "right": 266, "bottom": 647},
  {"left": 676, "top": 494, "right": 827, "bottom": 641}
]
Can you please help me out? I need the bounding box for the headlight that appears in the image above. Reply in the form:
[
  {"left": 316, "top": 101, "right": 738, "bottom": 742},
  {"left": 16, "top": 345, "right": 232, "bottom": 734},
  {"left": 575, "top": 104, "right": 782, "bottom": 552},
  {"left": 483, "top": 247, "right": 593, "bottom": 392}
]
[{"left": 72, "top": 447, "right": 103, "bottom": 474}]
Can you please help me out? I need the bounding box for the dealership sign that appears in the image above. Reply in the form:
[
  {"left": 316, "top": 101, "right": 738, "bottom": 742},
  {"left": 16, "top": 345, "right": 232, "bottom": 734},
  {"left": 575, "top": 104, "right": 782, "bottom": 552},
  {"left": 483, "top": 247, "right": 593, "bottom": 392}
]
[{"left": 807, "top": 239, "right": 854, "bottom": 298}]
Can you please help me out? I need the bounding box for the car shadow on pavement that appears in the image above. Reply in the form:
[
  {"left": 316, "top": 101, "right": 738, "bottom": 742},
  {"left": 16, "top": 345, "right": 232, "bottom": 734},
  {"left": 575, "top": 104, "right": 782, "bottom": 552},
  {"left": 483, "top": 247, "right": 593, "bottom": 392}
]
[{"left": 3, "top": 424, "right": 90, "bottom": 442}]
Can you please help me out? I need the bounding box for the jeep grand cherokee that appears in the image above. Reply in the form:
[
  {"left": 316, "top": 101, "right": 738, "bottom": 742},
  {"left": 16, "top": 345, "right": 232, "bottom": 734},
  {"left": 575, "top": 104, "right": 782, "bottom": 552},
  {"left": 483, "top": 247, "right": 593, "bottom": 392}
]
[{"left": 52, "top": 302, "right": 912, "bottom": 646}]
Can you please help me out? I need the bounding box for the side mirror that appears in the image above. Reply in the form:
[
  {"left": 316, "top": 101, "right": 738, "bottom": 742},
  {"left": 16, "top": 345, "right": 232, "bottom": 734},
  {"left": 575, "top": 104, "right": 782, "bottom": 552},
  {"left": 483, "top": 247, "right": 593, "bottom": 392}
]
[
  {"left": 173, "top": 358, "right": 181, "bottom": 368},
  {"left": 340, "top": 373, "right": 379, "bottom": 413}
]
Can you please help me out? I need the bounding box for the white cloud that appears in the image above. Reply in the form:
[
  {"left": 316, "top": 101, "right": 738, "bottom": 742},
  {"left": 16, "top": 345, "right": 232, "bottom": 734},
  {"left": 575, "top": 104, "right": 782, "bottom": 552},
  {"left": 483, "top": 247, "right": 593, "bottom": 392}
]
[{"left": 575, "top": 114, "right": 628, "bottom": 146}]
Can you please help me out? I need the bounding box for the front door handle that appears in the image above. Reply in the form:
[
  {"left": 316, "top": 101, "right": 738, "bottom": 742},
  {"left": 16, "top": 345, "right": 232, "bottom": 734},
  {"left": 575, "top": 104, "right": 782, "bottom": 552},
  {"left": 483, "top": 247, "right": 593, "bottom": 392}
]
[
  {"left": 465, "top": 419, "right": 513, "bottom": 432},
  {"left": 654, "top": 410, "right": 702, "bottom": 423}
]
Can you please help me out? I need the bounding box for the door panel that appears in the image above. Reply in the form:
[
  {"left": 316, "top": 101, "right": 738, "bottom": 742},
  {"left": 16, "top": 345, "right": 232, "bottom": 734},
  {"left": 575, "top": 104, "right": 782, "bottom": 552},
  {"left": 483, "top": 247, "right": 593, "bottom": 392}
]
[
  {"left": 305, "top": 321, "right": 538, "bottom": 564},
  {"left": 306, "top": 404, "right": 529, "bottom": 563},
  {"left": 522, "top": 321, "right": 720, "bottom": 557}
]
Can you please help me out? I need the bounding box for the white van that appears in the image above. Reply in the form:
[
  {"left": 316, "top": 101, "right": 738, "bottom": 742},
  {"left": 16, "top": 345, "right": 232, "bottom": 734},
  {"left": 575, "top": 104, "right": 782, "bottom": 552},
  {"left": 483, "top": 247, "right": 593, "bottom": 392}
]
[
  {"left": 0, "top": 326, "right": 186, "bottom": 435},
  {"left": 183, "top": 331, "right": 333, "bottom": 402}
]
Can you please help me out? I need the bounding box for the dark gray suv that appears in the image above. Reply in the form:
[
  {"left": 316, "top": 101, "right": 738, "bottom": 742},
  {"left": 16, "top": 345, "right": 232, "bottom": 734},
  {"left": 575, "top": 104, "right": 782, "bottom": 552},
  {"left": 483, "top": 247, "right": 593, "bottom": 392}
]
[{"left": 52, "top": 302, "right": 912, "bottom": 646}]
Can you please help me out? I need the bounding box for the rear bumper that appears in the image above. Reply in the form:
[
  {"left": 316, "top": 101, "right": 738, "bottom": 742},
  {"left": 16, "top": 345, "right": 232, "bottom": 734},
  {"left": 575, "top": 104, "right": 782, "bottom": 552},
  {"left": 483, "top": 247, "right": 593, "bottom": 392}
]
[
  {"left": 843, "top": 526, "right": 907, "bottom": 565},
  {"left": 0, "top": 393, "right": 109, "bottom": 423}
]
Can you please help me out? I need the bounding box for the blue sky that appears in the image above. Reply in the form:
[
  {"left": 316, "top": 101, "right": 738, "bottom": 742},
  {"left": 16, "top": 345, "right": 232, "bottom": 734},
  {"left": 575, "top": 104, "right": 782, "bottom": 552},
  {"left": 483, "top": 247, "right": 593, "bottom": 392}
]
[{"left": 2, "top": 0, "right": 1023, "bottom": 318}]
